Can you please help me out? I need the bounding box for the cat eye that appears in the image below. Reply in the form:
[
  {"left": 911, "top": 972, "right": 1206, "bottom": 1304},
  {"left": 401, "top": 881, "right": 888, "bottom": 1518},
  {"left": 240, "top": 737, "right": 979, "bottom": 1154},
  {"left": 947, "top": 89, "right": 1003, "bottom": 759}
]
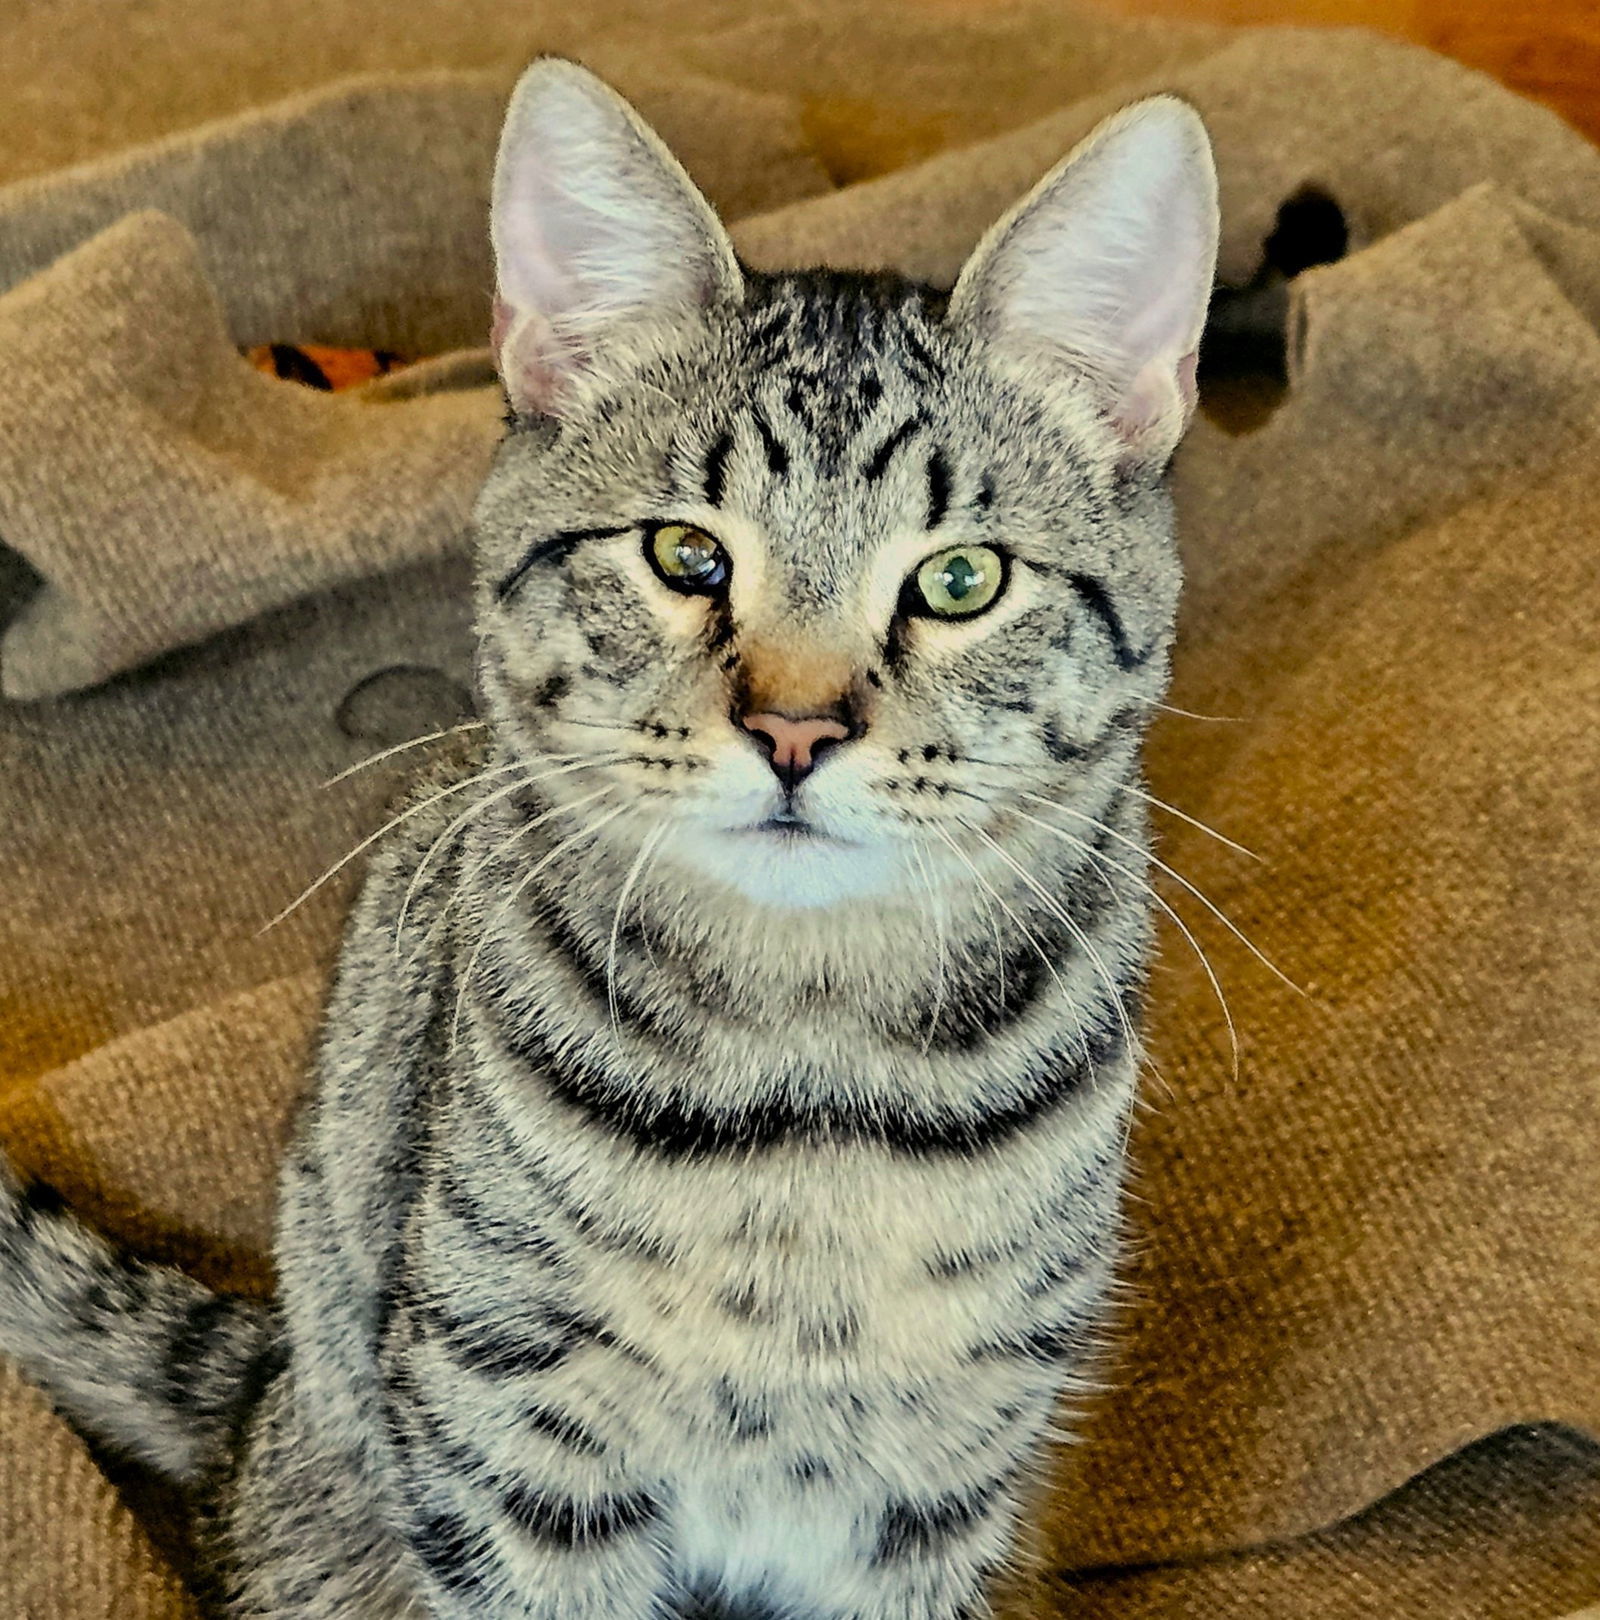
[
  {"left": 646, "top": 523, "right": 730, "bottom": 595},
  {"left": 905, "top": 544, "right": 1007, "bottom": 619}
]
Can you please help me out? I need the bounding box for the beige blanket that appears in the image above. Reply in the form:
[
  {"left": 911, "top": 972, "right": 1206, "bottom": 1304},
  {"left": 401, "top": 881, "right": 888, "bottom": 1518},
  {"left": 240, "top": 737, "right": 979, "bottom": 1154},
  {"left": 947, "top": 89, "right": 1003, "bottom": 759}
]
[{"left": 1, "top": 0, "right": 1597, "bottom": 1614}]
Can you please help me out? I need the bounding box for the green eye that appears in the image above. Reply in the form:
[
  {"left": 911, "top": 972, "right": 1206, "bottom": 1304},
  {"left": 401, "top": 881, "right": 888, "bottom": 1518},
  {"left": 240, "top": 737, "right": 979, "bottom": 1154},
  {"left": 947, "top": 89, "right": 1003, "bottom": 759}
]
[
  {"left": 646, "top": 523, "right": 730, "bottom": 595},
  {"left": 908, "top": 545, "right": 1006, "bottom": 618}
]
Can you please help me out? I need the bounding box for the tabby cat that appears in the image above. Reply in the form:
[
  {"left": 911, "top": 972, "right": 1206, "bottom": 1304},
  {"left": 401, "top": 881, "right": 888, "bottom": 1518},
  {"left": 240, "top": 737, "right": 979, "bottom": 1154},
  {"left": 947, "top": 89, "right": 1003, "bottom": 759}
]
[{"left": 0, "top": 59, "right": 1218, "bottom": 1620}]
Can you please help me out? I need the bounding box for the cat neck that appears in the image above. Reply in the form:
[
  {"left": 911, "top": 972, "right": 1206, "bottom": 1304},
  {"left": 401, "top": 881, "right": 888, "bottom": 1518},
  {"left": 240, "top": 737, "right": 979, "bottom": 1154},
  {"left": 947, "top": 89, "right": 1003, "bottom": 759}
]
[{"left": 452, "top": 775, "right": 1136, "bottom": 1035}]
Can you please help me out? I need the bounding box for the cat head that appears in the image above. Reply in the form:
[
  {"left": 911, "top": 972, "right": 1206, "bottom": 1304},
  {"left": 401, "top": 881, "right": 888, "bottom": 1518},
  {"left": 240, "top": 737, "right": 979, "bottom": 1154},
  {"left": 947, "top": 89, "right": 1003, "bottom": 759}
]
[{"left": 473, "top": 60, "right": 1217, "bottom": 913}]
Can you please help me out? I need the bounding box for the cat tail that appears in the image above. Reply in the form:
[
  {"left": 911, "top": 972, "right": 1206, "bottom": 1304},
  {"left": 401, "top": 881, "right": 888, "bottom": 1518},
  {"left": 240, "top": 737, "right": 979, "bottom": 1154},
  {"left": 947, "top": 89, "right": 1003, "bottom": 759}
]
[{"left": 0, "top": 1154, "right": 281, "bottom": 1489}]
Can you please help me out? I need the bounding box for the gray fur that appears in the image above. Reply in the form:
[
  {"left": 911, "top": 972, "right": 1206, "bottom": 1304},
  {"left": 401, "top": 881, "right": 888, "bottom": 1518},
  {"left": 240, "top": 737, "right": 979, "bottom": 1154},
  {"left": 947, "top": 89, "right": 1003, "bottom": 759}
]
[{"left": 0, "top": 62, "right": 1217, "bottom": 1620}]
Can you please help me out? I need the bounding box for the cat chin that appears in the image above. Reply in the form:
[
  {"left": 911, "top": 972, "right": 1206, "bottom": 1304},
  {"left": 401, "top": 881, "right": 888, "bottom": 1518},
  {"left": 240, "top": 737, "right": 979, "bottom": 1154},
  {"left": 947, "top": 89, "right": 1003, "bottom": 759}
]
[{"left": 671, "top": 823, "right": 905, "bottom": 911}]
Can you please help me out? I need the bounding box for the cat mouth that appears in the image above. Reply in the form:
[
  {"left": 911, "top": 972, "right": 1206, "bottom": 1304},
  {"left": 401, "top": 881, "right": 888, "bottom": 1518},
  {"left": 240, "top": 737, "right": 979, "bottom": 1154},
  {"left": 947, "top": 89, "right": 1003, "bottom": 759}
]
[{"left": 744, "top": 811, "right": 850, "bottom": 845}]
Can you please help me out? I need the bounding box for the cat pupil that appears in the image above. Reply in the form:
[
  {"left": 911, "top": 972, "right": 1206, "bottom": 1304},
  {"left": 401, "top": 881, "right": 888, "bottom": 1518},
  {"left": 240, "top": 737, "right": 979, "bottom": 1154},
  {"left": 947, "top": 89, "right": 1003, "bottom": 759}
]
[
  {"left": 678, "top": 540, "right": 715, "bottom": 575},
  {"left": 942, "top": 555, "right": 981, "bottom": 599}
]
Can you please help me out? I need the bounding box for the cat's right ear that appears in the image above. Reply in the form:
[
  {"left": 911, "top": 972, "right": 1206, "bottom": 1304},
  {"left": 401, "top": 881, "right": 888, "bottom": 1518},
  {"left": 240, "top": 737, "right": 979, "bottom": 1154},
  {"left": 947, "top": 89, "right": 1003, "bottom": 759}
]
[{"left": 491, "top": 60, "right": 743, "bottom": 418}]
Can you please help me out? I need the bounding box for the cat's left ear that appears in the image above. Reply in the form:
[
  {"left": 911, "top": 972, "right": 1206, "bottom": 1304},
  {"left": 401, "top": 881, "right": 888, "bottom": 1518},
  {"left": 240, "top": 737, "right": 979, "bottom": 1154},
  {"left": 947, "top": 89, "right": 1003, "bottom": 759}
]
[
  {"left": 948, "top": 96, "right": 1219, "bottom": 469},
  {"left": 491, "top": 59, "right": 743, "bottom": 418}
]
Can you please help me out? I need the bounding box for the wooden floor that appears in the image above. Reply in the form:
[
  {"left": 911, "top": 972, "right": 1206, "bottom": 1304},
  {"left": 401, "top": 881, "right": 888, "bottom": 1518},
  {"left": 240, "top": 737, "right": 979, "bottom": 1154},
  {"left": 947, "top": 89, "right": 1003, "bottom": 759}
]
[{"left": 1089, "top": 0, "right": 1600, "bottom": 143}]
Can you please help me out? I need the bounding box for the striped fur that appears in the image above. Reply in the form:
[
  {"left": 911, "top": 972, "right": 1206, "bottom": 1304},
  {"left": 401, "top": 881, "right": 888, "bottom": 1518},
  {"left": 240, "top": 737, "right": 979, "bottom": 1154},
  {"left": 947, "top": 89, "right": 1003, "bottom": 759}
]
[{"left": 0, "top": 63, "right": 1217, "bottom": 1620}]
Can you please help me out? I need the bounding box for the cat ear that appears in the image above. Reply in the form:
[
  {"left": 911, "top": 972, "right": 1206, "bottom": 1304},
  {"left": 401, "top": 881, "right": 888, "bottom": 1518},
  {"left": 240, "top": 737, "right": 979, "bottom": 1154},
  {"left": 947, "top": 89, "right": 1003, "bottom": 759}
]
[
  {"left": 490, "top": 59, "right": 743, "bottom": 417},
  {"left": 948, "top": 96, "right": 1219, "bottom": 468}
]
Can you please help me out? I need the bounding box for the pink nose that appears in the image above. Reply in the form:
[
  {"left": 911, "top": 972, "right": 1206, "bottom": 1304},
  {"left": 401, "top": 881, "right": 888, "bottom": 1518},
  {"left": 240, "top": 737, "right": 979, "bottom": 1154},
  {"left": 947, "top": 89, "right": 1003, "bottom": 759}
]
[{"left": 741, "top": 711, "right": 852, "bottom": 789}]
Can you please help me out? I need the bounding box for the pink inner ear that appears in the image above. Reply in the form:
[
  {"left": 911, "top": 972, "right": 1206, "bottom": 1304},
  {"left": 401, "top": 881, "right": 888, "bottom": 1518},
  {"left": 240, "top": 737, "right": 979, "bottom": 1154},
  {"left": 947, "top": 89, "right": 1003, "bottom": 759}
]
[
  {"left": 1107, "top": 347, "right": 1201, "bottom": 454},
  {"left": 498, "top": 320, "right": 564, "bottom": 418},
  {"left": 1176, "top": 349, "right": 1199, "bottom": 416},
  {"left": 496, "top": 307, "right": 596, "bottom": 420},
  {"left": 492, "top": 296, "right": 563, "bottom": 418}
]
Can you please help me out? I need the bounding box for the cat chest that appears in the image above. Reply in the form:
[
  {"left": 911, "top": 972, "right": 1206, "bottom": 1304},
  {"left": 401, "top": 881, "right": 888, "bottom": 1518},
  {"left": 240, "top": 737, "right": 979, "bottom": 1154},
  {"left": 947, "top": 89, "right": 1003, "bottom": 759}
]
[
  {"left": 561, "top": 1145, "right": 1088, "bottom": 1384},
  {"left": 434, "top": 1070, "right": 1125, "bottom": 1394}
]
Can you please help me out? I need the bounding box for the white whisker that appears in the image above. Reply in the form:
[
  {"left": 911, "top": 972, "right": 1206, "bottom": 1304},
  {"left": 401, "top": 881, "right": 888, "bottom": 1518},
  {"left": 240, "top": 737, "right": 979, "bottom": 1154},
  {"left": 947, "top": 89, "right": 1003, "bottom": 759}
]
[
  {"left": 960, "top": 837, "right": 1009, "bottom": 1012},
  {"left": 1145, "top": 700, "right": 1244, "bottom": 723},
  {"left": 961, "top": 820, "right": 1140, "bottom": 1065},
  {"left": 1112, "top": 781, "right": 1261, "bottom": 862},
  {"left": 907, "top": 840, "right": 949, "bottom": 1055},
  {"left": 259, "top": 761, "right": 525, "bottom": 934},
  {"left": 450, "top": 800, "right": 630, "bottom": 1051},
  {"left": 394, "top": 753, "right": 628, "bottom": 955},
  {"left": 923, "top": 823, "right": 1089, "bottom": 1069},
  {"left": 553, "top": 717, "right": 645, "bottom": 736},
  {"left": 1008, "top": 805, "right": 1239, "bottom": 1083},
  {"left": 403, "top": 780, "right": 620, "bottom": 964},
  {"left": 320, "top": 720, "right": 488, "bottom": 788},
  {"left": 606, "top": 821, "right": 672, "bottom": 1042},
  {"left": 1019, "top": 792, "right": 1304, "bottom": 996}
]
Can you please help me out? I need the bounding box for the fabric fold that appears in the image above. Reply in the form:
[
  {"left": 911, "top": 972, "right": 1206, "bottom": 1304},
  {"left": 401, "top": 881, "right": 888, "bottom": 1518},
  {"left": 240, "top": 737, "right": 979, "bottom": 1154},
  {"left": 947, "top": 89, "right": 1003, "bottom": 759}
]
[
  {"left": 0, "top": 209, "right": 501, "bottom": 700},
  {"left": 1021, "top": 1426, "right": 1600, "bottom": 1620},
  {"left": 0, "top": 69, "right": 830, "bottom": 350},
  {"left": 1171, "top": 181, "right": 1600, "bottom": 663}
]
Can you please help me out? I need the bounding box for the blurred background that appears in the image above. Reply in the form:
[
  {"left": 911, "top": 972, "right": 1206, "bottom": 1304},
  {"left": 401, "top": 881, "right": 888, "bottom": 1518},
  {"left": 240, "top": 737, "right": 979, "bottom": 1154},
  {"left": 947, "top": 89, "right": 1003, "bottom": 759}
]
[
  {"left": 0, "top": 0, "right": 1595, "bottom": 192},
  {"left": 1088, "top": 0, "right": 1597, "bottom": 140}
]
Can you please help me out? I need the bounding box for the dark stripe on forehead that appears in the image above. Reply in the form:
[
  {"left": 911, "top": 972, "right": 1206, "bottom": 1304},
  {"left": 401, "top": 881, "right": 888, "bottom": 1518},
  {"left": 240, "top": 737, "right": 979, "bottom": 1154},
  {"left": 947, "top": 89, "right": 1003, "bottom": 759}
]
[
  {"left": 749, "top": 405, "right": 790, "bottom": 476},
  {"left": 926, "top": 448, "right": 951, "bottom": 529},
  {"left": 496, "top": 525, "right": 634, "bottom": 602},
  {"left": 740, "top": 270, "right": 949, "bottom": 389},
  {"left": 898, "top": 322, "right": 943, "bottom": 379},
  {"left": 702, "top": 432, "right": 734, "bottom": 507},
  {"left": 863, "top": 416, "right": 922, "bottom": 483}
]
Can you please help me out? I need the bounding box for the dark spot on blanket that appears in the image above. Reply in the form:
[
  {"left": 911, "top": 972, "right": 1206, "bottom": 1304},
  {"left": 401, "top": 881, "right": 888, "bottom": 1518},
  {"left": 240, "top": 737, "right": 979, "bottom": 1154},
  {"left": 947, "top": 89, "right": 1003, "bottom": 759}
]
[{"left": 334, "top": 665, "right": 476, "bottom": 745}]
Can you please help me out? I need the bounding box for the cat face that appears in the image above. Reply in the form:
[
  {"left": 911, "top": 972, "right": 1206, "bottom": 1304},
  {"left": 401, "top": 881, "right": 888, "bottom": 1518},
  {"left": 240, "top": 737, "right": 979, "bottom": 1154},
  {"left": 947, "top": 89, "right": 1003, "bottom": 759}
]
[{"left": 474, "top": 63, "right": 1216, "bottom": 912}]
